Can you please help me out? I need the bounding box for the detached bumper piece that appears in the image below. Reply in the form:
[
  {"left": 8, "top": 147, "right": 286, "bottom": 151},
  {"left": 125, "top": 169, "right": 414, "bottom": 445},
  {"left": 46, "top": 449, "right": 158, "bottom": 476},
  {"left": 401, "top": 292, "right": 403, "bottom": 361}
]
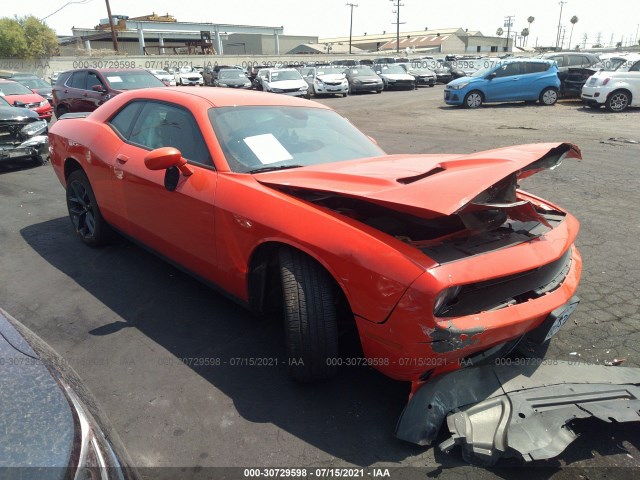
[{"left": 396, "top": 361, "right": 640, "bottom": 465}]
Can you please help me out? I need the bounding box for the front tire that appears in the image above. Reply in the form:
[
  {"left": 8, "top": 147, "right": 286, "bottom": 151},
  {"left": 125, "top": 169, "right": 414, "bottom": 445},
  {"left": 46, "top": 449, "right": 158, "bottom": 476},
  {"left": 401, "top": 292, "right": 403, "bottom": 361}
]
[
  {"left": 279, "top": 247, "right": 338, "bottom": 382},
  {"left": 539, "top": 87, "right": 558, "bottom": 106},
  {"left": 463, "top": 90, "right": 483, "bottom": 108},
  {"left": 66, "top": 170, "right": 112, "bottom": 247},
  {"left": 55, "top": 104, "right": 69, "bottom": 118},
  {"left": 606, "top": 90, "right": 630, "bottom": 112}
]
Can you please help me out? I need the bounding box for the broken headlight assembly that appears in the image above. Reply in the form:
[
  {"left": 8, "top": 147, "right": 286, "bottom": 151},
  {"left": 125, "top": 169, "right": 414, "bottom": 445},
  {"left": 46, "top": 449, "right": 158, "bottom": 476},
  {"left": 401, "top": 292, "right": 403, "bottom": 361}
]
[
  {"left": 433, "top": 285, "right": 462, "bottom": 316},
  {"left": 20, "top": 119, "right": 47, "bottom": 138}
]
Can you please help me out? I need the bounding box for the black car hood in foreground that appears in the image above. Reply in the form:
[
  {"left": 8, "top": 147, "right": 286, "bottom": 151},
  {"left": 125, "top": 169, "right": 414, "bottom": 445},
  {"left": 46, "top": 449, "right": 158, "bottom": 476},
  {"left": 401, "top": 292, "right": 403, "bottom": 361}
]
[
  {"left": 396, "top": 361, "right": 640, "bottom": 465},
  {"left": 0, "top": 308, "right": 138, "bottom": 479},
  {"left": 0, "top": 105, "right": 39, "bottom": 122}
]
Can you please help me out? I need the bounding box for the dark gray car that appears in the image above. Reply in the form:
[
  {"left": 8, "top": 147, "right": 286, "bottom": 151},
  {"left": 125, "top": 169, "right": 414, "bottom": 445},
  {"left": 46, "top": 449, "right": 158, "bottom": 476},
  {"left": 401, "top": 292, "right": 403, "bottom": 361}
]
[
  {"left": 214, "top": 69, "right": 252, "bottom": 89},
  {"left": 0, "top": 307, "right": 138, "bottom": 479},
  {"left": 343, "top": 66, "right": 384, "bottom": 94}
]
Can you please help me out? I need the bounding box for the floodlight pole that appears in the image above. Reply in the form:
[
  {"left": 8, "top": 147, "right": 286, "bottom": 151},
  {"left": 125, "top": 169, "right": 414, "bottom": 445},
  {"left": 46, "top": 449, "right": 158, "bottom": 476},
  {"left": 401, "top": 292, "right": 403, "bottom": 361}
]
[{"left": 390, "top": 0, "right": 405, "bottom": 54}]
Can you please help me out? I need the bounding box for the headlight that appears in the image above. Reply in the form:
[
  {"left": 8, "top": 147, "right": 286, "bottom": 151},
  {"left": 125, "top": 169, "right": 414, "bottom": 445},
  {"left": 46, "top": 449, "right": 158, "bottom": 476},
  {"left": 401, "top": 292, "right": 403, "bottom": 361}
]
[
  {"left": 218, "top": 83, "right": 228, "bottom": 87},
  {"left": 20, "top": 120, "right": 47, "bottom": 137},
  {"left": 299, "top": 87, "right": 308, "bottom": 92},
  {"left": 314, "top": 79, "right": 323, "bottom": 86},
  {"left": 271, "top": 88, "right": 283, "bottom": 93},
  {"left": 353, "top": 79, "right": 362, "bottom": 84},
  {"left": 39, "top": 100, "right": 49, "bottom": 107},
  {"left": 433, "top": 286, "right": 462, "bottom": 316},
  {"left": 449, "top": 82, "right": 470, "bottom": 90}
]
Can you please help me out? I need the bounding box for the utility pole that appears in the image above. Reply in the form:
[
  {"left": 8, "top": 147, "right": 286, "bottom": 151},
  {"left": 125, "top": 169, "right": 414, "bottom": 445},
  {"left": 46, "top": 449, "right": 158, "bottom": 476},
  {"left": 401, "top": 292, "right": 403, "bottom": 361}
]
[
  {"left": 390, "top": 0, "right": 405, "bottom": 54},
  {"left": 105, "top": 0, "right": 119, "bottom": 52},
  {"left": 346, "top": 3, "right": 358, "bottom": 54},
  {"left": 556, "top": 1, "right": 567, "bottom": 50},
  {"left": 504, "top": 15, "right": 514, "bottom": 52}
]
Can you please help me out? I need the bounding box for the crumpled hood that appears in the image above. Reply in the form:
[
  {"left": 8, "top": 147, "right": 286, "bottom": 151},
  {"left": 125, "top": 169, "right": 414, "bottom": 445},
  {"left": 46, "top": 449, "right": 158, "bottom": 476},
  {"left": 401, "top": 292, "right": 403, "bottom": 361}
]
[
  {"left": 268, "top": 79, "right": 306, "bottom": 89},
  {"left": 381, "top": 73, "right": 415, "bottom": 81},
  {"left": 255, "top": 143, "right": 581, "bottom": 218},
  {"left": 317, "top": 74, "right": 346, "bottom": 82}
]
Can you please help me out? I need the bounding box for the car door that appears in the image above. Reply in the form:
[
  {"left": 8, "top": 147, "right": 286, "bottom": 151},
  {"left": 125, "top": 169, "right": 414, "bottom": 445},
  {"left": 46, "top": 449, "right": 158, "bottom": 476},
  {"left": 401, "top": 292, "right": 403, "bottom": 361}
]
[
  {"left": 484, "top": 62, "right": 523, "bottom": 101},
  {"left": 64, "top": 70, "right": 89, "bottom": 112},
  {"left": 84, "top": 70, "right": 110, "bottom": 111},
  {"left": 108, "top": 100, "right": 219, "bottom": 281},
  {"left": 520, "top": 62, "right": 551, "bottom": 99}
]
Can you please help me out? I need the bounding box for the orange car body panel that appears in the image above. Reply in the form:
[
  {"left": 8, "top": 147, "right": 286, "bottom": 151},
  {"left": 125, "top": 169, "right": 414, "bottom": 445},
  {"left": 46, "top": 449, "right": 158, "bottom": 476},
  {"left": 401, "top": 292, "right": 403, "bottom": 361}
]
[{"left": 49, "top": 87, "right": 582, "bottom": 383}]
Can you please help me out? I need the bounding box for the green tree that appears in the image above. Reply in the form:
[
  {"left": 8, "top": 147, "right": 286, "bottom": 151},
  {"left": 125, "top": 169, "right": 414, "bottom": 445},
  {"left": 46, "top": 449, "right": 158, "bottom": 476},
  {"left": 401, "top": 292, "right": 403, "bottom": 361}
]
[
  {"left": 526, "top": 16, "right": 535, "bottom": 46},
  {"left": 496, "top": 27, "right": 504, "bottom": 36},
  {"left": 0, "top": 18, "right": 28, "bottom": 58},
  {"left": 20, "top": 16, "right": 58, "bottom": 58},
  {"left": 521, "top": 28, "right": 529, "bottom": 46},
  {"left": 0, "top": 15, "right": 57, "bottom": 58}
]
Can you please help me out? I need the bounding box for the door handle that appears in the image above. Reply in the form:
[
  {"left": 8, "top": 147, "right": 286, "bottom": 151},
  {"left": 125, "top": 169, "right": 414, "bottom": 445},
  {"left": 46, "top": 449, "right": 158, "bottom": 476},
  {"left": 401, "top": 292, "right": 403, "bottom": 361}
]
[{"left": 116, "top": 154, "right": 129, "bottom": 164}]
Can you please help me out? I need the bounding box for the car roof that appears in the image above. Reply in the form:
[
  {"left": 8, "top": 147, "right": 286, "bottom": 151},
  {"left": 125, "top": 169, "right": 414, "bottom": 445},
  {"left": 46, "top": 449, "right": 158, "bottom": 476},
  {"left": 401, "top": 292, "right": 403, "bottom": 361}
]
[
  {"left": 60, "top": 68, "right": 150, "bottom": 74},
  {"left": 100, "top": 87, "right": 332, "bottom": 111}
]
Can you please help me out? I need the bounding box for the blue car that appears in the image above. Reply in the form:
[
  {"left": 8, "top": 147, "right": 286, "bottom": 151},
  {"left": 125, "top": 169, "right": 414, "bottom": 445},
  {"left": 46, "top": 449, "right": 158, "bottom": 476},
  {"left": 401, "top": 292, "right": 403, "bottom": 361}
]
[{"left": 444, "top": 59, "right": 560, "bottom": 108}]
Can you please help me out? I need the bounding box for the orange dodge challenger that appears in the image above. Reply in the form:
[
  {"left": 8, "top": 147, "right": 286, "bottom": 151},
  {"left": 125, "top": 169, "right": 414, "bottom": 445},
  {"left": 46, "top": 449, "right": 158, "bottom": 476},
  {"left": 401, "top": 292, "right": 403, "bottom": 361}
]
[{"left": 49, "top": 87, "right": 581, "bottom": 389}]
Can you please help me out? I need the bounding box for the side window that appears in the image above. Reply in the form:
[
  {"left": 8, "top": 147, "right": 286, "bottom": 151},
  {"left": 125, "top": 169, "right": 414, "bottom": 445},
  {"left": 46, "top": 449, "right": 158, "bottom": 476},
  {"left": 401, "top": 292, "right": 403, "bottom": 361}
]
[
  {"left": 629, "top": 61, "right": 640, "bottom": 72},
  {"left": 129, "top": 102, "right": 213, "bottom": 167},
  {"left": 494, "top": 63, "right": 521, "bottom": 78},
  {"left": 108, "top": 102, "right": 143, "bottom": 139},
  {"left": 86, "top": 71, "right": 104, "bottom": 91},
  {"left": 568, "top": 55, "right": 587, "bottom": 66},
  {"left": 549, "top": 56, "right": 564, "bottom": 67},
  {"left": 523, "top": 62, "right": 550, "bottom": 74},
  {"left": 69, "top": 71, "right": 87, "bottom": 89}
]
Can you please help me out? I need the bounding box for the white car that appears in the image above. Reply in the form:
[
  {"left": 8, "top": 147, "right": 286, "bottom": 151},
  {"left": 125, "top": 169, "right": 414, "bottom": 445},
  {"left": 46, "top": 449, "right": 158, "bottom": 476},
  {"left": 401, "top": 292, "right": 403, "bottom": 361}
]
[
  {"left": 375, "top": 64, "right": 417, "bottom": 90},
  {"left": 581, "top": 54, "right": 640, "bottom": 112},
  {"left": 300, "top": 66, "right": 349, "bottom": 97},
  {"left": 256, "top": 68, "right": 309, "bottom": 98},
  {"left": 174, "top": 66, "right": 204, "bottom": 86},
  {"left": 147, "top": 69, "right": 176, "bottom": 86}
]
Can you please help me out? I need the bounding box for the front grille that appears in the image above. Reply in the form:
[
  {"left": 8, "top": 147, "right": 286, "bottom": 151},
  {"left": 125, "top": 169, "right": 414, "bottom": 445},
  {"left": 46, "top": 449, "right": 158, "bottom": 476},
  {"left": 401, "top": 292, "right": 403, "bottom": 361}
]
[
  {"left": 282, "top": 88, "right": 301, "bottom": 93},
  {"left": 0, "top": 122, "right": 28, "bottom": 144},
  {"left": 437, "top": 248, "right": 572, "bottom": 317},
  {"left": 324, "top": 81, "right": 342, "bottom": 86}
]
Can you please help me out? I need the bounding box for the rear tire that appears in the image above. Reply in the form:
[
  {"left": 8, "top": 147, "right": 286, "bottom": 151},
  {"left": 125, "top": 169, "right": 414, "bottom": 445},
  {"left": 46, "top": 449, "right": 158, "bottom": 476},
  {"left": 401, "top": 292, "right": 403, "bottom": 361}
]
[
  {"left": 55, "top": 105, "right": 69, "bottom": 118},
  {"left": 606, "top": 90, "right": 630, "bottom": 112},
  {"left": 539, "top": 87, "right": 558, "bottom": 105},
  {"left": 279, "top": 247, "right": 338, "bottom": 382},
  {"left": 66, "top": 170, "right": 113, "bottom": 247}
]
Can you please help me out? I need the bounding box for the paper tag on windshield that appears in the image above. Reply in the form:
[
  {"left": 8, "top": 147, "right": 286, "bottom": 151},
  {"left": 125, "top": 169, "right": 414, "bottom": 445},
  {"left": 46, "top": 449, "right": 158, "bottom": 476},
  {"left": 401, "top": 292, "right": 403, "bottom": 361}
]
[
  {"left": 243, "top": 134, "right": 293, "bottom": 165},
  {"left": 106, "top": 76, "right": 122, "bottom": 83}
]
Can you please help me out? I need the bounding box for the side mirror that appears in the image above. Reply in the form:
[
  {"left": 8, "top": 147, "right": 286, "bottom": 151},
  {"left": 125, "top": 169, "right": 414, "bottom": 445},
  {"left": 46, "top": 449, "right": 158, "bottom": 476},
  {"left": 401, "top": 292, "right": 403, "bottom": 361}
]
[
  {"left": 92, "top": 84, "right": 106, "bottom": 93},
  {"left": 144, "top": 147, "right": 193, "bottom": 176},
  {"left": 486, "top": 72, "right": 497, "bottom": 80}
]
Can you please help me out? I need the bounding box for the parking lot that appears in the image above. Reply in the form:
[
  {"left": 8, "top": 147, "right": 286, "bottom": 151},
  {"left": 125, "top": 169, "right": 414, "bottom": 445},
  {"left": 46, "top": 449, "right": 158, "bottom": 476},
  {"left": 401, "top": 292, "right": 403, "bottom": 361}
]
[{"left": 1, "top": 84, "right": 639, "bottom": 478}]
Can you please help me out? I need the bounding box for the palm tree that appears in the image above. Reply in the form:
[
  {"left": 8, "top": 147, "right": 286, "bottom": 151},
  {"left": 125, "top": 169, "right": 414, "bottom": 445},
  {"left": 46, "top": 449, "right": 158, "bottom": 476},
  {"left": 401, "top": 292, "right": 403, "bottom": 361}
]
[
  {"left": 496, "top": 27, "right": 504, "bottom": 37},
  {"left": 526, "top": 16, "right": 535, "bottom": 46},
  {"left": 569, "top": 16, "right": 579, "bottom": 51},
  {"left": 521, "top": 28, "right": 529, "bottom": 47}
]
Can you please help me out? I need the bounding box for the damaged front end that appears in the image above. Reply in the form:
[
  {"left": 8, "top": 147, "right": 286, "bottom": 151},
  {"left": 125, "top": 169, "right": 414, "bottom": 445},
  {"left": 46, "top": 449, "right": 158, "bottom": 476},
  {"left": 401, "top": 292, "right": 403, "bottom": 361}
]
[
  {"left": 0, "top": 109, "right": 49, "bottom": 166},
  {"left": 396, "top": 361, "right": 640, "bottom": 465}
]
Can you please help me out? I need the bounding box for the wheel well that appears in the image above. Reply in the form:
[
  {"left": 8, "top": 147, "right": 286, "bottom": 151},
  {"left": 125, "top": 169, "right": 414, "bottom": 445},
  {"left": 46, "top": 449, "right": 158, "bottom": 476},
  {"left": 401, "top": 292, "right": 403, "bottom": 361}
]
[
  {"left": 247, "top": 242, "right": 354, "bottom": 325},
  {"left": 64, "top": 158, "right": 83, "bottom": 183},
  {"left": 608, "top": 88, "right": 632, "bottom": 102}
]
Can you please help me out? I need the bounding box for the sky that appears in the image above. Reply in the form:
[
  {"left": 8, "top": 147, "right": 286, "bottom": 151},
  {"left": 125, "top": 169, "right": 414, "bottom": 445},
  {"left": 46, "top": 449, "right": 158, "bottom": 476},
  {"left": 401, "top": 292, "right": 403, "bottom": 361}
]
[{"left": 7, "top": 0, "right": 640, "bottom": 48}]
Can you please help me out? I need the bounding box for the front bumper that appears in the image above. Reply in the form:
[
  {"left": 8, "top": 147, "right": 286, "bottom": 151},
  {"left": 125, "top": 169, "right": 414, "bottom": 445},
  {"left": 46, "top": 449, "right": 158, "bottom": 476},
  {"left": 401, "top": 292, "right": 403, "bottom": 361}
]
[
  {"left": 415, "top": 76, "right": 436, "bottom": 86},
  {"left": 180, "top": 78, "right": 204, "bottom": 86},
  {"left": 355, "top": 214, "right": 581, "bottom": 383},
  {"left": 313, "top": 82, "right": 349, "bottom": 95},
  {"left": 396, "top": 361, "right": 640, "bottom": 465},
  {"left": 0, "top": 135, "right": 49, "bottom": 164},
  {"left": 351, "top": 82, "right": 382, "bottom": 92},
  {"left": 384, "top": 79, "right": 415, "bottom": 90},
  {"left": 444, "top": 88, "right": 465, "bottom": 105}
]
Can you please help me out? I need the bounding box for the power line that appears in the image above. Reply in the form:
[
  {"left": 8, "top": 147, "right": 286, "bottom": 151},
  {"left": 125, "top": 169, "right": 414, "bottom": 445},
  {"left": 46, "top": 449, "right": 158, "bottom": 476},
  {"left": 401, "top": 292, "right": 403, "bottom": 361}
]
[{"left": 41, "top": 0, "right": 95, "bottom": 22}]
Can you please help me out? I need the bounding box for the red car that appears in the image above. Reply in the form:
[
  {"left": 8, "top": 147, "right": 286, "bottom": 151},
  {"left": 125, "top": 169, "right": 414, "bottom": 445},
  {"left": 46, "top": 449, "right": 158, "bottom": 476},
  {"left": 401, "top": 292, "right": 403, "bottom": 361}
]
[
  {"left": 0, "top": 79, "right": 52, "bottom": 120},
  {"left": 48, "top": 88, "right": 581, "bottom": 389},
  {"left": 52, "top": 68, "right": 165, "bottom": 117}
]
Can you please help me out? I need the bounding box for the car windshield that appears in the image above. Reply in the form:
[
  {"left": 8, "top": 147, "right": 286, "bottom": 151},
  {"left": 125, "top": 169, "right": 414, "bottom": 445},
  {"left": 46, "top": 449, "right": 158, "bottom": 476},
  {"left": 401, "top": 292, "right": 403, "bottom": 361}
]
[
  {"left": 380, "top": 65, "right": 405, "bottom": 74},
  {"left": 405, "top": 66, "right": 433, "bottom": 74},
  {"left": 317, "top": 68, "right": 344, "bottom": 76},
  {"left": 270, "top": 71, "right": 302, "bottom": 81},
  {"left": 601, "top": 58, "right": 631, "bottom": 71},
  {"left": 471, "top": 66, "right": 495, "bottom": 77},
  {"left": 152, "top": 70, "right": 170, "bottom": 76},
  {"left": 209, "top": 106, "right": 385, "bottom": 173},
  {"left": 103, "top": 71, "right": 165, "bottom": 90},
  {"left": 179, "top": 67, "right": 195, "bottom": 73},
  {"left": 16, "top": 77, "right": 49, "bottom": 89},
  {"left": 350, "top": 67, "right": 377, "bottom": 77},
  {"left": 219, "top": 70, "right": 246, "bottom": 79},
  {"left": 0, "top": 82, "right": 34, "bottom": 95}
]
